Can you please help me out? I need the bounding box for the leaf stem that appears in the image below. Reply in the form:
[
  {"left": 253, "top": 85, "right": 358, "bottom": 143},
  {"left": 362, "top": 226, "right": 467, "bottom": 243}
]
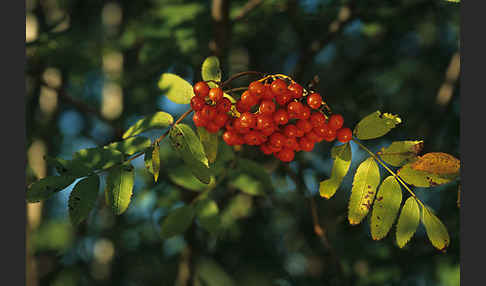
[
  {"left": 221, "top": 71, "right": 265, "bottom": 87},
  {"left": 223, "top": 87, "right": 249, "bottom": 93}
]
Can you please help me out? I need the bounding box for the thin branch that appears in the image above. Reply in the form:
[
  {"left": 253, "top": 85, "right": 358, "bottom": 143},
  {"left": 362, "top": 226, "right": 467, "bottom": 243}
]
[
  {"left": 221, "top": 71, "right": 265, "bottom": 87},
  {"left": 232, "top": 0, "right": 263, "bottom": 22}
]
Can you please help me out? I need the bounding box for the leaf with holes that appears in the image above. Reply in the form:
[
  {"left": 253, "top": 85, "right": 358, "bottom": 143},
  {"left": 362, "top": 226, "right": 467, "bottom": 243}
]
[
  {"left": 422, "top": 206, "right": 450, "bottom": 251},
  {"left": 370, "top": 176, "right": 403, "bottom": 240},
  {"left": 201, "top": 56, "right": 222, "bottom": 87},
  {"left": 320, "top": 143, "right": 352, "bottom": 199},
  {"left": 68, "top": 175, "right": 100, "bottom": 225},
  {"left": 169, "top": 124, "right": 211, "bottom": 184},
  {"left": 197, "top": 127, "right": 218, "bottom": 164},
  {"left": 105, "top": 136, "right": 152, "bottom": 155},
  {"left": 160, "top": 205, "right": 195, "bottom": 238},
  {"left": 378, "top": 140, "right": 424, "bottom": 167},
  {"left": 105, "top": 164, "right": 135, "bottom": 215},
  {"left": 397, "top": 162, "right": 458, "bottom": 188},
  {"left": 158, "top": 73, "right": 194, "bottom": 104},
  {"left": 27, "top": 175, "right": 76, "bottom": 203},
  {"left": 195, "top": 199, "right": 220, "bottom": 233},
  {"left": 353, "top": 111, "right": 402, "bottom": 140},
  {"left": 152, "top": 143, "right": 161, "bottom": 182},
  {"left": 348, "top": 157, "right": 381, "bottom": 225},
  {"left": 123, "top": 111, "right": 173, "bottom": 139},
  {"left": 396, "top": 197, "right": 421, "bottom": 248}
]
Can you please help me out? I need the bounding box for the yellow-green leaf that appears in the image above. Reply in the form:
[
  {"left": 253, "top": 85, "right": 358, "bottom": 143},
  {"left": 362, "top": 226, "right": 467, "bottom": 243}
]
[
  {"left": 197, "top": 127, "right": 218, "bottom": 163},
  {"left": 320, "top": 143, "right": 352, "bottom": 199},
  {"left": 378, "top": 140, "right": 423, "bottom": 167},
  {"left": 68, "top": 175, "right": 100, "bottom": 225},
  {"left": 370, "top": 176, "right": 402, "bottom": 240},
  {"left": 348, "top": 157, "right": 381, "bottom": 225},
  {"left": 201, "top": 56, "right": 222, "bottom": 87},
  {"left": 422, "top": 206, "right": 450, "bottom": 251},
  {"left": 195, "top": 199, "right": 220, "bottom": 233},
  {"left": 168, "top": 166, "right": 215, "bottom": 191},
  {"left": 152, "top": 143, "right": 160, "bottom": 182},
  {"left": 353, "top": 111, "right": 402, "bottom": 140},
  {"left": 105, "top": 164, "right": 135, "bottom": 215},
  {"left": 396, "top": 197, "right": 421, "bottom": 248},
  {"left": 105, "top": 136, "right": 152, "bottom": 155},
  {"left": 123, "top": 111, "right": 174, "bottom": 139},
  {"left": 27, "top": 176, "right": 76, "bottom": 203},
  {"left": 158, "top": 73, "right": 194, "bottom": 104},
  {"left": 411, "top": 152, "right": 460, "bottom": 175},
  {"left": 160, "top": 205, "right": 194, "bottom": 238},
  {"left": 397, "top": 162, "right": 458, "bottom": 188},
  {"left": 169, "top": 124, "right": 211, "bottom": 184}
]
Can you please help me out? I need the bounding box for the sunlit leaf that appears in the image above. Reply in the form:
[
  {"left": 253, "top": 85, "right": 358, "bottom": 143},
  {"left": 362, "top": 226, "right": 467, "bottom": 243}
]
[
  {"left": 27, "top": 176, "right": 76, "bottom": 203},
  {"left": 197, "top": 127, "right": 218, "bottom": 163},
  {"left": 397, "top": 162, "right": 458, "bottom": 188},
  {"left": 195, "top": 199, "right": 220, "bottom": 233},
  {"left": 168, "top": 166, "right": 215, "bottom": 191},
  {"left": 122, "top": 111, "right": 173, "bottom": 139},
  {"left": 348, "top": 157, "right": 381, "bottom": 225},
  {"left": 68, "top": 175, "right": 100, "bottom": 225},
  {"left": 105, "top": 164, "right": 135, "bottom": 215},
  {"left": 411, "top": 152, "right": 460, "bottom": 175},
  {"left": 353, "top": 111, "right": 402, "bottom": 140},
  {"left": 422, "top": 206, "right": 450, "bottom": 251},
  {"left": 320, "top": 143, "right": 352, "bottom": 199},
  {"left": 169, "top": 123, "right": 211, "bottom": 184},
  {"left": 152, "top": 143, "right": 161, "bottom": 182},
  {"left": 396, "top": 197, "right": 421, "bottom": 248},
  {"left": 160, "top": 205, "right": 194, "bottom": 238},
  {"left": 378, "top": 140, "right": 423, "bottom": 167},
  {"left": 201, "top": 56, "right": 222, "bottom": 87},
  {"left": 105, "top": 136, "right": 152, "bottom": 155},
  {"left": 370, "top": 176, "right": 402, "bottom": 240},
  {"left": 158, "top": 73, "right": 194, "bottom": 104}
]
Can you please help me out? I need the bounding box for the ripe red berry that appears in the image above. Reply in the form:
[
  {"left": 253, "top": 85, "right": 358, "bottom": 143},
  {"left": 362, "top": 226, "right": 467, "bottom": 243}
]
[
  {"left": 273, "top": 109, "right": 289, "bottom": 125},
  {"left": 193, "top": 111, "right": 207, "bottom": 127},
  {"left": 233, "top": 134, "right": 245, "bottom": 145},
  {"left": 193, "top": 81, "right": 210, "bottom": 98},
  {"left": 216, "top": 97, "right": 232, "bottom": 113},
  {"left": 240, "top": 90, "right": 259, "bottom": 107},
  {"left": 288, "top": 83, "right": 303, "bottom": 99},
  {"left": 190, "top": 96, "right": 205, "bottom": 111},
  {"left": 262, "top": 84, "right": 275, "bottom": 100},
  {"left": 260, "top": 144, "right": 273, "bottom": 155},
  {"left": 206, "top": 121, "right": 220, "bottom": 133},
  {"left": 225, "top": 120, "right": 235, "bottom": 132},
  {"left": 305, "top": 130, "right": 320, "bottom": 143},
  {"left": 223, "top": 131, "right": 237, "bottom": 145},
  {"left": 239, "top": 112, "right": 256, "bottom": 129},
  {"left": 298, "top": 106, "right": 311, "bottom": 120},
  {"left": 299, "top": 137, "right": 314, "bottom": 152},
  {"left": 323, "top": 128, "right": 337, "bottom": 142},
  {"left": 244, "top": 131, "right": 263, "bottom": 146},
  {"left": 234, "top": 118, "right": 251, "bottom": 134},
  {"left": 283, "top": 124, "right": 298, "bottom": 138},
  {"left": 275, "top": 90, "right": 292, "bottom": 106},
  {"left": 296, "top": 119, "right": 313, "bottom": 133},
  {"left": 259, "top": 100, "right": 276, "bottom": 115},
  {"left": 201, "top": 105, "right": 217, "bottom": 120},
  {"left": 284, "top": 136, "right": 299, "bottom": 150},
  {"left": 249, "top": 81, "right": 265, "bottom": 97},
  {"left": 269, "top": 132, "right": 286, "bottom": 148},
  {"left": 313, "top": 123, "right": 330, "bottom": 138},
  {"left": 268, "top": 143, "right": 282, "bottom": 153},
  {"left": 209, "top": 87, "right": 224, "bottom": 102},
  {"left": 287, "top": 101, "right": 304, "bottom": 119},
  {"left": 277, "top": 148, "right": 295, "bottom": 162},
  {"left": 256, "top": 114, "right": 273, "bottom": 130},
  {"left": 328, "top": 114, "right": 344, "bottom": 131},
  {"left": 310, "top": 112, "right": 326, "bottom": 127},
  {"left": 307, "top": 92, "right": 322, "bottom": 109},
  {"left": 261, "top": 124, "right": 276, "bottom": 136},
  {"left": 214, "top": 112, "right": 228, "bottom": 127},
  {"left": 295, "top": 128, "right": 305, "bottom": 138},
  {"left": 336, "top": 127, "right": 352, "bottom": 143},
  {"left": 236, "top": 100, "right": 251, "bottom": 113},
  {"left": 271, "top": 78, "right": 288, "bottom": 95}
]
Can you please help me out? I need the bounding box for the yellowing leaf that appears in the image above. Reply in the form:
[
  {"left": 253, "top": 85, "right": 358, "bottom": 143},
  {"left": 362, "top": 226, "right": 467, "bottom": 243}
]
[
  {"left": 353, "top": 111, "right": 402, "bottom": 140},
  {"left": 348, "top": 157, "right": 381, "bottom": 225},
  {"left": 105, "top": 136, "right": 152, "bottom": 155},
  {"left": 197, "top": 127, "right": 218, "bottom": 164},
  {"left": 320, "top": 143, "right": 352, "bottom": 199},
  {"left": 411, "top": 152, "right": 460, "bottom": 175},
  {"left": 201, "top": 56, "right": 222, "bottom": 87},
  {"left": 122, "top": 111, "right": 173, "bottom": 139},
  {"left": 152, "top": 143, "right": 161, "bottom": 182},
  {"left": 398, "top": 162, "right": 458, "bottom": 188},
  {"left": 105, "top": 164, "right": 135, "bottom": 215},
  {"left": 422, "top": 206, "right": 450, "bottom": 251},
  {"left": 160, "top": 205, "right": 195, "bottom": 238},
  {"left": 378, "top": 140, "right": 423, "bottom": 167},
  {"left": 68, "top": 175, "right": 100, "bottom": 225},
  {"left": 158, "top": 73, "right": 195, "bottom": 104},
  {"left": 27, "top": 176, "right": 76, "bottom": 203},
  {"left": 370, "top": 176, "right": 402, "bottom": 240},
  {"left": 396, "top": 197, "right": 421, "bottom": 248}
]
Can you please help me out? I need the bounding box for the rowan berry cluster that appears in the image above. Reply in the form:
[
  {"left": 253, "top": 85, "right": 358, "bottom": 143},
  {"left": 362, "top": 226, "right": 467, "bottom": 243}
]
[{"left": 191, "top": 77, "right": 352, "bottom": 162}]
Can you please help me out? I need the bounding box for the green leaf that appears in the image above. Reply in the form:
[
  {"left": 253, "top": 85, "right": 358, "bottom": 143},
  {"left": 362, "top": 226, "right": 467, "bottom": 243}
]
[
  {"left": 168, "top": 166, "right": 215, "bottom": 191},
  {"left": 105, "top": 164, "right": 135, "bottom": 215},
  {"left": 152, "top": 143, "right": 161, "bottom": 182},
  {"left": 160, "top": 205, "right": 194, "bottom": 238},
  {"left": 27, "top": 176, "right": 76, "bottom": 203},
  {"left": 144, "top": 147, "right": 155, "bottom": 175},
  {"left": 396, "top": 197, "right": 421, "bottom": 248},
  {"left": 397, "top": 162, "right": 458, "bottom": 188},
  {"left": 353, "top": 111, "right": 402, "bottom": 140},
  {"left": 197, "top": 127, "right": 218, "bottom": 163},
  {"left": 44, "top": 156, "right": 70, "bottom": 175},
  {"left": 71, "top": 147, "right": 124, "bottom": 172},
  {"left": 169, "top": 124, "right": 211, "bottom": 184},
  {"left": 230, "top": 174, "right": 265, "bottom": 196},
  {"left": 370, "top": 176, "right": 403, "bottom": 240},
  {"left": 422, "top": 206, "right": 450, "bottom": 251},
  {"left": 378, "top": 140, "right": 423, "bottom": 167},
  {"left": 348, "top": 157, "right": 381, "bottom": 225},
  {"left": 195, "top": 199, "right": 220, "bottom": 233},
  {"left": 201, "top": 56, "right": 222, "bottom": 87},
  {"left": 236, "top": 158, "right": 272, "bottom": 189},
  {"left": 105, "top": 136, "right": 152, "bottom": 155},
  {"left": 195, "top": 258, "right": 236, "bottom": 286},
  {"left": 158, "top": 73, "right": 194, "bottom": 104},
  {"left": 445, "top": 0, "right": 460, "bottom": 3},
  {"left": 45, "top": 156, "right": 91, "bottom": 177},
  {"left": 68, "top": 175, "right": 100, "bottom": 225},
  {"left": 123, "top": 111, "right": 174, "bottom": 139},
  {"left": 320, "top": 143, "right": 352, "bottom": 199},
  {"left": 410, "top": 152, "right": 460, "bottom": 175}
]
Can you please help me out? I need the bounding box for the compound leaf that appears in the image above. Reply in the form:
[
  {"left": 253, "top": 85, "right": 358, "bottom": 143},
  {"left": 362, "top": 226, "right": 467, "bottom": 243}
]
[
  {"left": 353, "top": 111, "right": 402, "bottom": 140},
  {"left": 422, "top": 206, "right": 450, "bottom": 251},
  {"left": 396, "top": 197, "right": 421, "bottom": 248},
  {"left": 320, "top": 143, "right": 352, "bottom": 199},
  {"left": 378, "top": 140, "right": 423, "bottom": 167},
  {"left": 370, "top": 176, "right": 402, "bottom": 240}
]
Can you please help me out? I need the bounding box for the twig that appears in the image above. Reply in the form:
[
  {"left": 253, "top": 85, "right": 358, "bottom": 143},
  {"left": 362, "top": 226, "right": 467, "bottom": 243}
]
[
  {"left": 232, "top": 0, "right": 263, "bottom": 22},
  {"left": 221, "top": 71, "right": 265, "bottom": 87}
]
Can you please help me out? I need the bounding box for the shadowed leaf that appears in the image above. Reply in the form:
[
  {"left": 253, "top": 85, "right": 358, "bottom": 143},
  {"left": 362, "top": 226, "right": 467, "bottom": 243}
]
[
  {"left": 230, "top": 174, "right": 265, "bottom": 196},
  {"left": 160, "top": 205, "right": 194, "bottom": 238},
  {"left": 27, "top": 176, "right": 76, "bottom": 203},
  {"left": 72, "top": 147, "right": 124, "bottom": 172},
  {"left": 197, "top": 127, "right": 218, "bottom": 163},
  {"left": 195, "top": 199, "right": 220, "bottom": 233},
  {"left": 168, "top": 166, "right": 215, "bottom": 191},
  {"left": 105, "top": 136, "right": 152, "bottom": 155},
  {"left": 68, "top": 175, "right": 100, "bottom": 225},
  {"left": 152, "top": 143, "right": 160, "bottom": 182}
]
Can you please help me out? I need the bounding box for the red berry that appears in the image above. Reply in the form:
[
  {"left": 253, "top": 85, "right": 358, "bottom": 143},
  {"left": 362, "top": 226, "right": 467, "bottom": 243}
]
[
  {"left": 236, "top": 100, "right": 251, "bottom": 113},
  {"left": 328, "top": 114, "right": 344, "bottom": 131},
  {"left": 259, "top": 100, "right": 276, "bottom": 115},
  {"left": 269, "top": 132, "right": 286, "bottom": 148},
  {"left": 268, "top": 143, "right": 282, "bottom": 153},
  {"left": 209, "top": 87, "right": 224, "bottom": 102},
  {"left": 223, "top": 131, "right": 237, "bottom": 145},
  {"left": 323, "top": 128, "right": 337, "bottom": 142},
  {"left": 193, "top": 111, "right": 207, "bottom": 127},
  {"left": 307, "top": 92, "right": 322, "bottom": 109},
  {"left": 260, "top": 144, "right": 273, "bottom": 155},
  {"left": 275, "top": 90, "right": 292, "bottom": 106},
  {"left": 336, "top": 127, "right": 352, "bottom": 143},
  {"left": 190, "top": 96, "right": 205, "bottom": 111},
  {"left": 305, "top": 130, "right": 320, "bottom": 143},
  {"left": 277, "top": 148, "right": 295, "bottom": 162},
  {"left": 299, "top": 137, "right": 314, "bottom": 152},
  {"left": 225, "top": 120, "right": 235, "bottom": 131},
  {"left": 261, "top": 124, "right": 276, "bottom": 136},
  {"left": 206, "top": 121, "right": 220, "bottom": 133},
  {"left": 271, "top": 78, "right": 288, "bottom": 95},
  {"left": 287, "top": 101, "right": 304, "bottom": 118},
  {"left": 214, "top": 112, "right": 228, "bottom": 127},
  {"left": 239, "top": 112, "right": 256, "bottom": 129},
  {"left": 295, "top": 128, "right": 305, "bottom": 137},
  {"left": 273, "top": 109, "right": 289, "bottom": 125},
  {"left": 256, "top": 114, "right": 274, "bottom": 130},
  {"left": 297, "top": 119, "right": 313, "bottom": 133},
  {"left": 298, "top": 106, "right": 311, "bottom": 120},
  {"left": 193, "top": 81, "right": 210, "bottom": 98},
  {"left": 244, "top": 131, "right": 263, "bottom": 146},
  {"left": 262, "top": 84, "right": 275, "bottom": 100},
  {"left": 283, "top": 124, "right": 298, "bottom": 138},
  {"left": 249, "top": 81, "right": 265, "bottom": 97},
  {"left": 240, "top": 90, "right": 259, "bottom": 107},
  {"left": 233, "top": 134, "right": 245, "bottom": 145},
  {"left": 216, "top": 97, "right": 232, "bottom": 113},
  {"left": 313, "top": 124, "right": 330, "bottom": 138},
  {"left": 234, "top": 118, "right": 250, "bottom": 134},
  {"left": 310, "top": 112, "right": 326, "bottom": 127},
  {"left": 284, "top": 137, "right": 298, "bottom": 150},
  {"left": 288, "top": 83, "right": 303, "bottom": 99},
  {"left": 201, "top": 105, "right": 217, "bottom": 120}
]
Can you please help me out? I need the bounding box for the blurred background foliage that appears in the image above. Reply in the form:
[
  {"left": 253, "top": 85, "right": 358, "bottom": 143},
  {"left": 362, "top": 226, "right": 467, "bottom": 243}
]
[{"left": 25, "top": 0, "right": 460, "bottom": 285}]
